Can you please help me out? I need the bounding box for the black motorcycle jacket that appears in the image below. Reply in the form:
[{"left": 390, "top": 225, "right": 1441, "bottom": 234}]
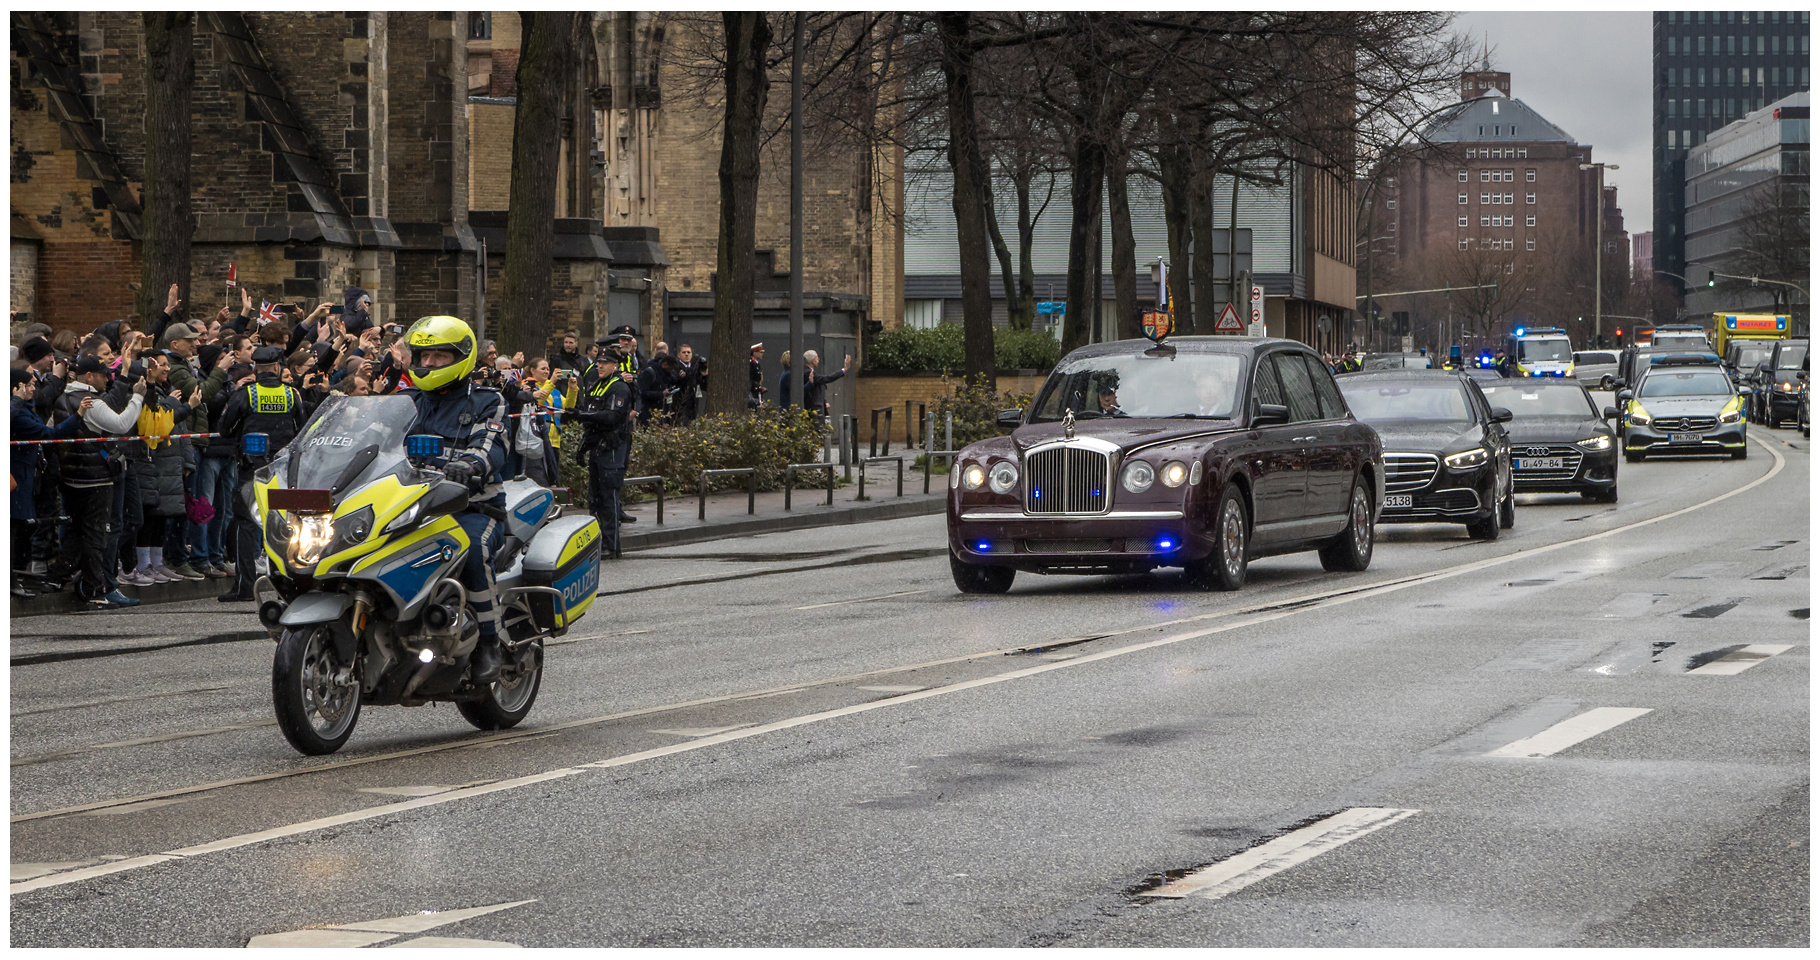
[{"left": 401, "top": 380, "right": 509, "bottom": 500}]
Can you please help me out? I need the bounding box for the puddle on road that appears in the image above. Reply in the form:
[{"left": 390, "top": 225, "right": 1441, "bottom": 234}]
[
  {"left": 1686, "top": 645, "right": 1747, "bottom": 671},
  {"left": 599, "top": 547, "right": 946, "bottom": 596},
  {"left": 1790, "top": 608, "right": 1810, "bottom": 620},
  {"left": 1682, "top": 599, "right": 1744, "bottom": 619}
]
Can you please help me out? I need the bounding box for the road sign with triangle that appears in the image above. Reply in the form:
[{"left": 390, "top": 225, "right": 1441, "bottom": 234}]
[{"left": 1214, "top": 302, "right": 1245, "bottom": 333}]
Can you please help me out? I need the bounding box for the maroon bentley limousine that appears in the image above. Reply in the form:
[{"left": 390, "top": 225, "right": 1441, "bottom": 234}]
[{"left": 947, "top": 337, "right": 1385, "bottom": 593}]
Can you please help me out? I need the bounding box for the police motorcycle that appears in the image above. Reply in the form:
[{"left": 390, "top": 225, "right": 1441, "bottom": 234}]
[{"left": 245, "top": 394, "right": 601, "bottom": 755}]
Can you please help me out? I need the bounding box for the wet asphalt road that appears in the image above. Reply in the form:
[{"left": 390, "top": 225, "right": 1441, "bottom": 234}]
[{"left": 10, "top": 425, "right": 1809, "bottom": 947}]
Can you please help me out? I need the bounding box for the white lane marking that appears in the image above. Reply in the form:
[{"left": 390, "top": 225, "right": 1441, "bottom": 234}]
[
  {"left": 355, "top": 782, "right": 493, "bottom": 798},
  {"left": 855, "top": 685, "right": 925, "bottom": 693},
  {"left": 649, "top": 725, "right": 752, "bottom": 738},
  {"left": 795, "top": 589, "right": 928, "bottom": 610},
  {"left": 336, "top": 899, "right": 537, "bottom": 933},
  {"left": 12, "top": 685, "right": 237, "bottom": 717},
  {"left": 1688, "top": 644, "right": 1795, "bottom": 676},
  {"left": 74, "top": 797, "right": 190, "bottom": 817},
  {"left": 12, "top": 438, "right": 1789, "bottom": 893},
  {"left": 247, "top": 929, "right": 396, "bottom": 948},
  {"left": 462, "top": 733, "right": 560, "bottom": 751},
  {"left": 12, "top": 720, "right": 279, "bottom": 767},
  {"left": 385, "top": 937, "right": 521, "bottom": 948},
  {"left": 1142, "top": 807, "right": 1420, "bottom": 900},
  {"left": 1483, "top": 707, "right": 1653, "bottom": 758},
  {"left": 11, "top": 858, "right": 126, "bottom": 881},
  {"left": 547, "top": 628, "right": 650, "bottom": 647}
]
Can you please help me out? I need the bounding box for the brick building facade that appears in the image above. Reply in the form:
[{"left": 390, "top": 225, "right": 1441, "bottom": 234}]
[{"left": 1365, "top": 62, "right": 1616, "bottom": 349}]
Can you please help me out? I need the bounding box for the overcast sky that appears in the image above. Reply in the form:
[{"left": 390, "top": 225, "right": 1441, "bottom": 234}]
[{"left": 1452, "top": 10, "right": 1654, "bottom": 234}]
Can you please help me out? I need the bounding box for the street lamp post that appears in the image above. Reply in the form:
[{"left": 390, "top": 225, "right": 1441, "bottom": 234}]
[{"left": 1580, "top": 162, "right": 1617, "bottom": 347}]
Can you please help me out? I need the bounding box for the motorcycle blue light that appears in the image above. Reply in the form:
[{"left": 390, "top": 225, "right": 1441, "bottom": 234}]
[
  {"left": 241, "top": 433, "right": 269, "bottom": 457},
  {"left": 406, "top": 434, "right": 445, "bottom": 460}
]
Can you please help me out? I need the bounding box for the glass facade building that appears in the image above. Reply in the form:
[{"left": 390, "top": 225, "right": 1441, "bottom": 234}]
[
  {"left": 1651, "top": 11, "right": 1810, "bottom": 292},
  {"left": 1682, "top": 92, "right": 1809, "bottom": 320}
]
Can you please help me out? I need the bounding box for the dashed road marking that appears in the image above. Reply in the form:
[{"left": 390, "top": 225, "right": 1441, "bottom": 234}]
[
  {"left": 355, "top": 782, "right": 494, "bottom": 798},
  {"left": 1688, "top": 644, "right": 1795, "bottom": 675},
  {"left": 1484, "top": 707, "right": 1652, "bottom": 758},
  {"left": 384, "top": 937, "right": 520, "bottom": 948},
  {"left": 73, "top": 797, "right": 190, "bottom": 817},
  {"left": 649, "top": 725, "right": 753, "bottom": 738},
  {"left": 12, "top": 721, "right": 278, "bottom": 767},
  {"left": 1142, "top": 807, "right": 1420, "bottom": 899},
  {"left": 11, "top": 857, "right": 127, "bottom": 881},
  {"left": 795, "top": 589, "right": 927, "bottom": 610},
  {"left": 247, "top": 899, "right": 535, "bottom": 948},
  {"left": 855, "top": 685, "right": 925, "bottom": 693}
]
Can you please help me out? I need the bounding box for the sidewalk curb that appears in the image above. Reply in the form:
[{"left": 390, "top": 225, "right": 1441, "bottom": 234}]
[
  {"left": 621, "top": 496, "right": 945, "bottom": 551},
  {"left": 10, "top": 497, "right": 948, "bottom": 616}
]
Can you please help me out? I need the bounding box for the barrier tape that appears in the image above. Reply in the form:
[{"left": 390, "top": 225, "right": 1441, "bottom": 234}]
[{"left": 11, "top": 406, "right": 565, "bottom": 444}]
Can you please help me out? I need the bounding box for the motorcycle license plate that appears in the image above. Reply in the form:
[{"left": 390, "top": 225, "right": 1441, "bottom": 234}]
[
  {"left": 1670, "top": 431, "right": 1703, "bottom": 443},
  {"left": 1383, "top": 494, "right": 1413, "bottom": 509},
  {"left": 1517, "top": 457, "right": 1563, "bottom": 470}
]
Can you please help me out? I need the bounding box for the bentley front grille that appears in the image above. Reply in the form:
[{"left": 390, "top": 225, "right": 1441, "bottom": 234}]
[
  {"left": 1023, "top": 446, "right": 1112, "bottom": 515},
  {"left": 1383, "top": 453, "right": 1440, "bottom": 492}
]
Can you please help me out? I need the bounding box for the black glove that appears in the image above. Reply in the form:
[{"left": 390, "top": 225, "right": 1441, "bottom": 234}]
[{"left": 442, "top": 456, "right": 486, "bottom": 493}]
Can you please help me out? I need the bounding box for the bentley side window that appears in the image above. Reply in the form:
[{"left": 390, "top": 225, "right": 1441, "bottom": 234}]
[
  {"left": 1251, "top": 355, "right": 1287, "bottom": 413},
  {"left": 1303, "top": 356, "right": 1350, "bottom": 419},
  {"left": 1271, "top": 354, "right": 1323, "bottom": 422}
]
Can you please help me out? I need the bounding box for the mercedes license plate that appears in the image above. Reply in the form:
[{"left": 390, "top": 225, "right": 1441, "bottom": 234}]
[
  {"left": 1517, "top": 457, "right": 1563, "bottom": 470},
  {"left": 1670, "top": 431, "right": 1703, "bottom": 443},
  {"left": 1383, "top": 494, "right": 1413, "bottom": 509}
]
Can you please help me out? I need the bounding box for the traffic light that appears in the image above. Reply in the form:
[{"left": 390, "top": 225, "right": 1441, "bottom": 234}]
[
  {"left": 1614, "top": 327, "right": 1624, "bottom": 338},
  {"left": 1705, "top": 269, "right": 1716, "bottom": 288}
]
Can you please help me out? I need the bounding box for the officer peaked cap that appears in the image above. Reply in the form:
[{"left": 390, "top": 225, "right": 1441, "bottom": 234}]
[{"left": 251, "top": 345, "right": 285, "bottom": 364}]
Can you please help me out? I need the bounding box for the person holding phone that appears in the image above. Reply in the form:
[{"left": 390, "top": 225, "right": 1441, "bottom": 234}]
[
  {"left": 339, "top": 286, "right": 374, "bottom": 335},
  {"left": 800, "top": 348, "right": 849, "bottom": 427}
]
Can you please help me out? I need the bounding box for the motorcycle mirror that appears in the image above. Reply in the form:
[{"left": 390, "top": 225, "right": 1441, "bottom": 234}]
[
  {"left": 405, "top": 433, "right": 445, "bottom": 461},
  {"left": 241, "top": 432, "right": 269, "bottom": 458}
]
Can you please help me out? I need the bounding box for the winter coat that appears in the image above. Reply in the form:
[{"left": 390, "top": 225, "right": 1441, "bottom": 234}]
[
  {"left": 12, "top": 395, "right": 84, "bottom": 518},
  {"left": 802, "top": 365, "right": 846, "bottom": 413},
  {"left": 128, "top": 389, "right": 192, "bottom": 517},
  {"left": 52, "top": 379, "right": 143, "bottom": 487}
]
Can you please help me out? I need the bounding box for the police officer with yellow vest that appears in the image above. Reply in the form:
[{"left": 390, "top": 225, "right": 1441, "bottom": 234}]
[
  {"left": 216, "top": 345, "right": 308, "bottom": 602},
  {"left": 573, "top": 332, "right": 638, "bottom": 557}
]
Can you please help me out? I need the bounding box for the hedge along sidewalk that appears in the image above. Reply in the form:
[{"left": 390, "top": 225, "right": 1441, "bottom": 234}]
[{"left": 10, "top": 484, "right": 949, "bottom": 618}]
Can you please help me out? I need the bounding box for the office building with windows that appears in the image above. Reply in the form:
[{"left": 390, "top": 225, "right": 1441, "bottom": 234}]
[
  {"left": 1683, "top": 91, "right": 1809, "bottom": 325},
  {"left": 1651, "top": 10, "right": 1810, "bottom": 294}
]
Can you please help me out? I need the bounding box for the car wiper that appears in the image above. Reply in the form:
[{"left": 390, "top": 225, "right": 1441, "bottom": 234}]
[{"left": 1164, "top": 413, "right": 1229, "bottom": 419}]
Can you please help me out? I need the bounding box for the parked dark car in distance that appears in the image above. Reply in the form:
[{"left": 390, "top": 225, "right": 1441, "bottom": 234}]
[
  {"left": 1334, "top": 370, "right": 1515, "bottom": 540},
  {"left": 1476, "top": 379, "right": 1620, "bottom": 502},
  {"left": 948, "top": 337, "right": 1385, "bottom": 594},
  {"left": 1751, "top": 338, "right": 1808, "bottom": 428}
]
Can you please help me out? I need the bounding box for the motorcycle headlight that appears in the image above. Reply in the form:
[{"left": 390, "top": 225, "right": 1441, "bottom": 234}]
[
  {"left": 332, "top": 505, "right": 376, "bottom": 554},
  {"left": 292, "top": 513, "right": 335, "bottom": 567},
  {"left": 961, "top": 463, "right": 987, "bottom": 490},
  {"left": 1576, "top": 435, "right": 1613, "bottom": 451},
  {"left": 1160, "top": 460, "right": 1188, "bottom": 488},
  {"left": 382, "top": 501, "right": 422, "bottom": 534},
  {"left": 1121, "top": 459, "right": 1155, "bottom": 493},
  {"left": 987, "top": 460, "right": 1019, "bottom": 495},
  {"left": 1444, "top": 448, "right": 1489, "bottom": 470}
]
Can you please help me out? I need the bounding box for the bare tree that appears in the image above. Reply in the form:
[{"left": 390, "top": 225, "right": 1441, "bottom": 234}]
[
  {"left": 499, "top": 12, "right": 582, "bottom": 358},
  {"left": 1728, "top": 184, "right": 1810, "bottom": 324},
  {"left": 139, "top": 13, "right": 194, "bottom": 322}
]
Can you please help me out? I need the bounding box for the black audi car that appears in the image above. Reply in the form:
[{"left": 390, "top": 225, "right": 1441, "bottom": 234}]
[
  {"left": 1476, "top": 379, "right": 1620, "bottom": 502},
  {"left": 1335, "top": 370, "right": 1514, "bottom": 540}
]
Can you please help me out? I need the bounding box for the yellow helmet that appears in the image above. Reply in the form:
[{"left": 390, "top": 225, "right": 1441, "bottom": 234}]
[{"left": 404, "top": 315, "right": 477, "bottom": 392}]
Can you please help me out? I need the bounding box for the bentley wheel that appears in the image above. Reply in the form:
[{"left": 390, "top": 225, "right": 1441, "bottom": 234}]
[
  {"left": 1188, "top": 486, "right": 1248, "bottom": 590},
  {"left": 272, "top": 624, "right": 361, "bottom": 756},
  {"left": 1318, "top": 481, "right": 1373, "bottom": 572},
  {"left": 950, "top": 552, "right": 1014, "bottom": 594}
]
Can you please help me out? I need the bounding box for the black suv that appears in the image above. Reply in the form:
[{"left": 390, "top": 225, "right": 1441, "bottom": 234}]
[
  {"left": 1336, "top": 370, "right": 1514, "bottom": 540},
  {"left": 1749, "top": 339, "right": 1809, "bottom": 429}
]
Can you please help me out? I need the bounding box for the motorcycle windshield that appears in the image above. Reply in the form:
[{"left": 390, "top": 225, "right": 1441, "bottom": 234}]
[{"left": 277, "top": 395, "right": 417, "bottom": 494}]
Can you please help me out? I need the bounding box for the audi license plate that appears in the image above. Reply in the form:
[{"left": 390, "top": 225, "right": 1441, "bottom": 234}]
[
  {"left": 1517, "top": 457, "right": 1563, "bottom": 470},
  {"left": 1383, "top": 494, "right": 1413, "bottom": 509},
  {"left": 1670, "top": 431, "right": 1703, "bottom": 443}
]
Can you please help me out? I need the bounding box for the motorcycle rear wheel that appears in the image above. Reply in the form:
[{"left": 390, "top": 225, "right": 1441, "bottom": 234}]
[
  {"left": 458, "top": 640, "right": 543, "bottom": 731},
  {"left": 273, "top": 624, "right": 361, "bottom": 755}
]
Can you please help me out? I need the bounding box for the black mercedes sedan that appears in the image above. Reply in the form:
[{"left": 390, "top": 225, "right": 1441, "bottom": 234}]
[
  {"left": 1335, "top": 370, "right": 1514, "bottom": 540},
  {"left": 1476, "top": 379, "right": 1620, "bottom": 502},
  {"left": 948, "top": 337, "right": 1385, "bottom": 594}
]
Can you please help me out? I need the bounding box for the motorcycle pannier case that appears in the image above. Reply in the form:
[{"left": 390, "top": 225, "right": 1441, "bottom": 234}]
[{"left": 521, "top": 514, "right": 602, "bottom": 632}]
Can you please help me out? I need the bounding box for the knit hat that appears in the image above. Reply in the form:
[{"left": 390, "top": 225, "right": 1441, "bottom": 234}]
[
  {"left": 21, "top": 338, "right": 53, "bottom": 364},
  {"left": 12, "top": 368, "right": 34, "bottom": 388}
]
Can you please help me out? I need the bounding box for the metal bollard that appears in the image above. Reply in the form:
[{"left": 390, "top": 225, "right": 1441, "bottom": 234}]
[
  {"left": 622, "top": 476, "right": 665, "bottom": 525},
  {"left": 869, "top": 406, "right": 893, "bottom": 458},
  {"left": 697, "top": 468, "right": 757, "bottom": 520},
  {"left": 785, "top": 462, "right": 836, "bottom": 510}
]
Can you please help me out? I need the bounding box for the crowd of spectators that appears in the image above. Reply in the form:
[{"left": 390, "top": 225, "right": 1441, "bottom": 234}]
[{"left": 8, "top": 288, "right": 717, "bottom": 607}]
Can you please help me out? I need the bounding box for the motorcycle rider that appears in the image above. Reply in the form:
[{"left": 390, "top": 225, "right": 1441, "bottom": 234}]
[{"left": 398, "top": 315, "right": 511, "bottom": 684}]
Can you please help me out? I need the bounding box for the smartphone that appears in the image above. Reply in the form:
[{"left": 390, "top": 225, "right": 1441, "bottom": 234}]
[
  {"left": 388, "top": 324, "right": 404, "bottom": 335},
  {"left": 329, "top": 305, "right": 344, "bottom": 316}
]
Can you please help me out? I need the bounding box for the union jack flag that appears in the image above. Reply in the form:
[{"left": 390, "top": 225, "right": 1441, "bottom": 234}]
[{"left": 258, "top": 301, "right": 280, "bottom": 326}]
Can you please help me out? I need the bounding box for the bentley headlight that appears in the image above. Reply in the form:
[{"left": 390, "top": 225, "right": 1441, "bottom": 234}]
[
  {"left": 1160, "top": 460, "right": 1188, "bottom": 488},
  {"left": 292, "top": 514, "right": 335, "bottom": 566},
  {"left": 1576, "top": 435, "right": 1613, "bottom": 451},
  {"left": 962, "top": 463, "right": 987, "bottom": 490},
  {"left": 987, "top": 460, "right": 1019, "bottom": 495},
  {"left": 1121, "top": 460, "right": 1155, "bottom": 493},
  {"left": 1444, "top": 448, "right": 1489, "bottom": 470},
  {"left": 382, "top": 501, "right": 422, "bottom": 534}
]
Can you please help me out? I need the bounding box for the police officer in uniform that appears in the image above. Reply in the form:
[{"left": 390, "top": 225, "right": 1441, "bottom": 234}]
[
  {"left": 397, "top": 315, "right": 513, "bottom": 684},
  {"left": 574, "top": 332, "right": 638, "bottom": 558},
  {"left": 215, "top": 346, "right": 306, "bottom": 602}
]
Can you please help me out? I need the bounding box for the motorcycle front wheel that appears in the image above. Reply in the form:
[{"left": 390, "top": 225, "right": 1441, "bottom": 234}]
[
  {"left": 273, "top": 624, "right": 362, "bottom": 755},
  {"left": 458, "top": 639, "right": 543, "bottom": 731}
]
